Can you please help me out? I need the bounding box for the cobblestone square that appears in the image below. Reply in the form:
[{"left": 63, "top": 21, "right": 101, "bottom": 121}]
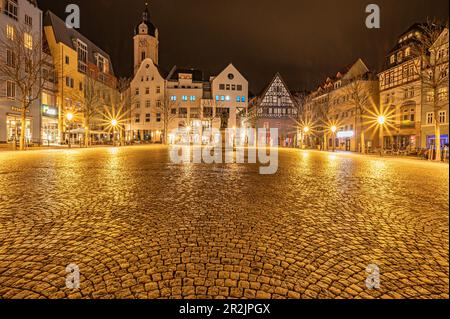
[{"left": 0, "top": 146, "right": 448, "bottom": 299}]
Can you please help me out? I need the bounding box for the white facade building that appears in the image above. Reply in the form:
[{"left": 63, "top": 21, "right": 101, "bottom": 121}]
[
  {"left": 129, "top": 4, "right": 249, "bottom": 144},
  {"left": 0, "top": 0, "right": 42, "bottom": 144},
  {"left": 211, "top": 63, "right": 248, "bottom": 129}
]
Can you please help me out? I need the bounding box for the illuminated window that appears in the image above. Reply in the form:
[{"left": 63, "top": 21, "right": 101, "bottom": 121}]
[
  {"left": 405, "top": 47, "right": 411, "bottom": 57},
  {"left": 236, "top": 96, "right": 241, "bottom": 102},
  {"left": 438, "top": 87, "right": 448, "bottom": 101},
  {"left": 6, "top": 25, "right": 14, "bottom": 40},
  {"left": 225, "top": 96, "right": 230, "bottom": 101},
  {"left": 190, "top": 96, "right": 196, "bottom": 101},
  {"left": 182, "top": 96, "right": 188, "bottom": 101},
  {"left": 24, "top": 33, "right": 33, "bottom": 50},
  {"left": 170, "top": 96, "right": 177, "bottom": 101},
  {"left": 241, "top": 96, "right": 246, "bottom": 103},
  {"left": 390, "top": 55, "right": 395, "bottom": 64},
  {"left": 96, "top": 54, "right": 108, "bottom": 73},
  {"left": 215, "top": 95, "right": 219, "bottom": 101}
]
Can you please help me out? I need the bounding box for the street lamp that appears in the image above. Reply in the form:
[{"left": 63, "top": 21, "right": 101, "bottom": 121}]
[
  {"left": 331, "top": 125, "right": 337, "bottom": 152},
  {"left": 303, "top": 126, "right": 310, "bottom": 149},
  {"left": 111, "top": 119, "right": 118, "bottom": 146},
  {"left": 66, "top": 112, "right": 74, "bottom": 148},
  {"left": 377, "top": 116, "right": 386, "bottom": 155}
]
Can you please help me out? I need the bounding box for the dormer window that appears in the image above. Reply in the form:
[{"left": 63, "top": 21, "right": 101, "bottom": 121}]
[
  {"left": 96, "top": 54, "right": 109, "bottom": 74},
  {"left": 405, "top": 47, "right": 411, "bottom": 57},
  {"left": 4, "top": 0, "right": 18, "bottom": 20},
  {"left": 390, "top": 55, "right": 396, "bottom": 64}
]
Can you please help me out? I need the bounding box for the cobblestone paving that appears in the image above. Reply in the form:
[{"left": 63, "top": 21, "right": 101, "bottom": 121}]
[{"left": 0, "top": 146, "right": 448, "bottom": 299}]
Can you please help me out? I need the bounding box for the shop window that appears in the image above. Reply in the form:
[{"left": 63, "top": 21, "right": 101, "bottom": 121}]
[{"left": 7, "top": 116, "right": 32, "bottom": 143}]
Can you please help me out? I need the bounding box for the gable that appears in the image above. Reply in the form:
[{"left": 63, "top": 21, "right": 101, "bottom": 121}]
[
  {"left": 214, "top": 63, "right": 248, "bottom": 84},
  {"left": 343, "top": 59, "right": 369, "bottom": 80},
  {"left": 132, "top": 58, "right": 164, "bottom": 86},
  {"left": 260, "top": 74, "right": 295, "bottom": 107}
]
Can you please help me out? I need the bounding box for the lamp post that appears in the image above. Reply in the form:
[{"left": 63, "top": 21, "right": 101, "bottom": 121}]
[
  {"left": 331, "top": 125, "right": 337, "bottom": 152},
  {"left": 111, "top": 119, "right": 118, "bottom": 146},
  {"left": 66, "top": 112, "right": 74, "bottom": 149},
  {"left": 303, "top": 126, "right": 310, "bottom": 149},
  {"left": 377, "top": 116, "right": 385, "bottom": 156}
]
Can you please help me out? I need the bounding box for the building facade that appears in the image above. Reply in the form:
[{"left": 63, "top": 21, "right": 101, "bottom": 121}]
[
  {"left": 421, "top": 27, "right": 449, "bottom": 150},
  {"left": 0, "top": 0, "right": 42, "bottom": 144},
  {"left": 326, "top": 59, "right": 379, "bottom": 152},
  {"left": 378, "top": 24, "right": 425, "bottom": 151},
  {"left": 43, "top": 11, "right": 117, "bottom": 145},
  {"left": 303, "top": 59, "right": 379, "bottom": 152},
  {"left": 128, "top": 5, "right": 248, "bottom": 144},
  {"left": 248, "top": 73, "right": 298, "bottom": 147}
]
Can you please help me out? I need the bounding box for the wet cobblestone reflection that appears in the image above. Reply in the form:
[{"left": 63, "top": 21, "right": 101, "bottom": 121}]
[{"left": 0, "top": 146, "right": 448, "bottom": 299}]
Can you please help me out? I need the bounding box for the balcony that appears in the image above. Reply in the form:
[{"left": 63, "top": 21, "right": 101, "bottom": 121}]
[{"left": 400, "top": 120, "right": 416, "bottom": 129}]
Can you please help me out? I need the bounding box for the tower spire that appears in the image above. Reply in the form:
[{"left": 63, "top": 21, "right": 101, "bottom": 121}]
[{"left": 143, "top": 2, "right": 149, "bottom": 22}]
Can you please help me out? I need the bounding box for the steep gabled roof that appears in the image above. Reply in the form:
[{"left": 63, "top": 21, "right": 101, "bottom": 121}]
[
  {"left": 44, "top": 11, "right": 115, "bottom": 76},
  {"left": 166, "top": 66, "right": 204, "bottom": 82},
  {"left": 257, "top": 72, "right": 297, "bottom": 106}
]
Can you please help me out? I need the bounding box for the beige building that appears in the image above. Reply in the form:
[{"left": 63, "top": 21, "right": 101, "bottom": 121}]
[
  {"left": 421, "top": 27, "right": 449, "bottom": 151},
  {"left": 44, "top": 11, "right": 117, "bottom": 145},
  {"left": 305, "top": 59, "right": 379, "bottom": 152},
  {"left": 378, "top": 24, "right": 425, "bottom": 151}
]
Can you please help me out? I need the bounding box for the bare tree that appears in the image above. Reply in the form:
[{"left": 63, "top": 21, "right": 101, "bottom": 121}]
[
  {"left": 155, "top": 93, "right": 178, "bottom": 144},
  {"left": 345, "top": 75, "right": 377, "bottom": 153},
  {"left": 0, "top": 25, "right": 46, "bottom": 150},
  {"left": 81, "top": 72, "right": 105, "bottom": 147},
  {"left": 412, "top": 21, "right": 449, "bottom": 161},
  {"left": 102, "top": 77, "right": 134, "bottom": 146}
]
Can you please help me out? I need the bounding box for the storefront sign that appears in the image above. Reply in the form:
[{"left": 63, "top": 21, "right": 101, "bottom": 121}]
[
  {"left": 337, "top": 131, "right": 354, "bottom": 139},
  {"left": 42, "top": 105, "right": 58, "bottom": 118},
  {"left": 11, "top": 107, "right": 29, "bottom": 113}
]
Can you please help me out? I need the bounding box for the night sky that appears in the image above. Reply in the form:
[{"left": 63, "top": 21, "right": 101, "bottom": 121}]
[{"left": 37, "top": 0, "right": 449, "bottom": 94}]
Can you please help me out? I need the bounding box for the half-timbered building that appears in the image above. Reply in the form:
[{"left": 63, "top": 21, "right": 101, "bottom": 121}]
[{"left": 247, "top": 73, "right": 298, "bottom": 147}]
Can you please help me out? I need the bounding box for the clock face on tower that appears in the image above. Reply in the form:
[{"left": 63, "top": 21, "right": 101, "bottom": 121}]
[{"left": 139, "top": 39, "right": 148, "bottom": 47}]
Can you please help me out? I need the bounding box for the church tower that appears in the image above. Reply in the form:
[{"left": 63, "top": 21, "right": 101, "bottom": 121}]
[{"left": 133, "top": 2, "right": 159, "bottom": 74}]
